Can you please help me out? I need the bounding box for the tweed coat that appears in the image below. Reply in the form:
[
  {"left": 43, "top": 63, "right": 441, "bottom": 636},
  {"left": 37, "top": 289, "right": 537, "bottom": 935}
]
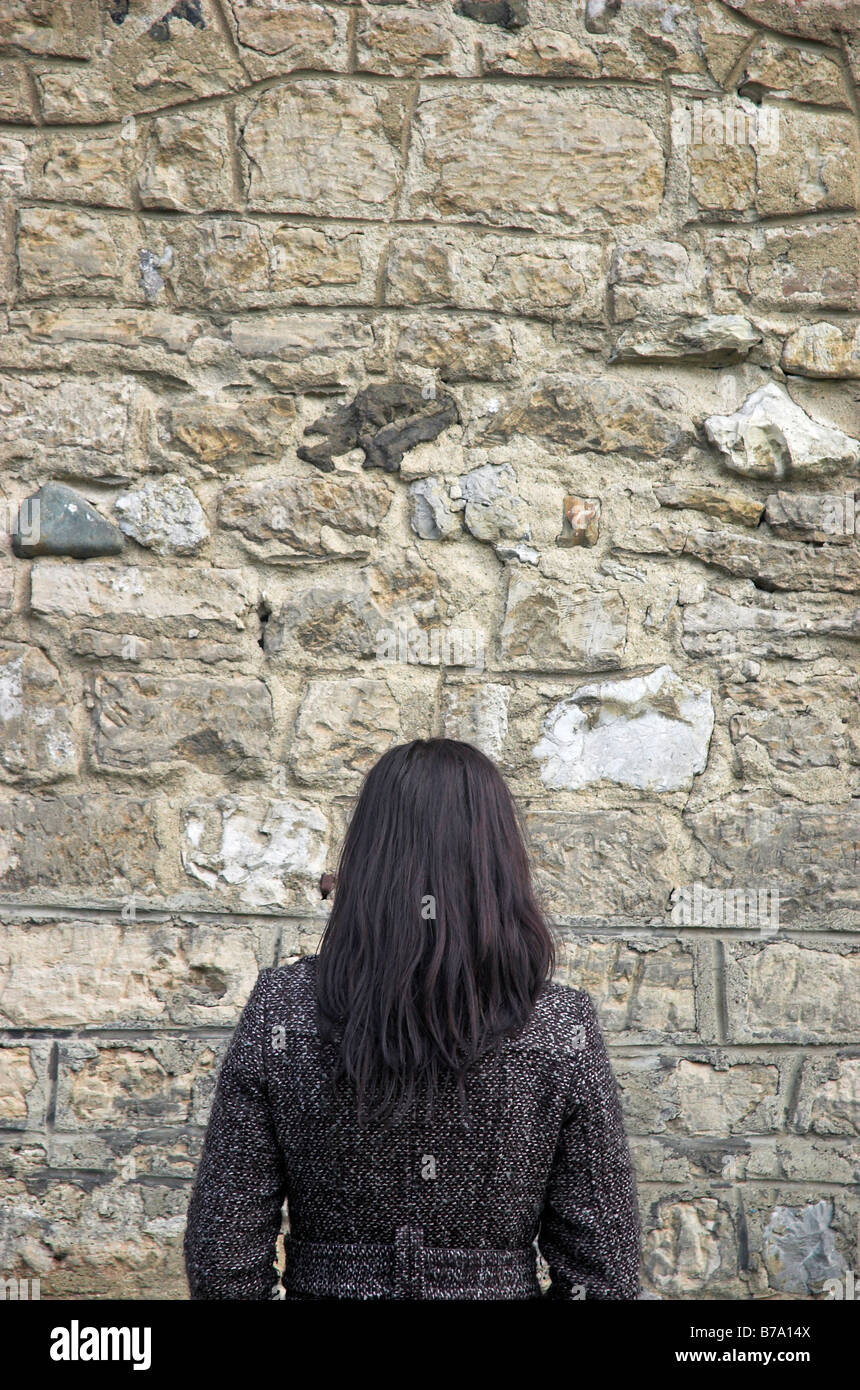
[{"left": 184, "top": 954, "right": 641, "bottom": 1300}]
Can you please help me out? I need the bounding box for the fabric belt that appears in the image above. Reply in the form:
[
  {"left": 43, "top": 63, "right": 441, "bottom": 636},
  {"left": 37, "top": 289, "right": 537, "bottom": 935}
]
[{"left": 283, "top": 1224, "right": 541, "bottom": 1300}]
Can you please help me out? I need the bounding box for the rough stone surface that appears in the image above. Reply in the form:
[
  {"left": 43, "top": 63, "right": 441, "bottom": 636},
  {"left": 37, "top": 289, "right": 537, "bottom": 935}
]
[
  {"left": 53, "top": 1037, "right": 225, "bottom": 1130},
  {"left": 0, "top": 795, "right": 161, "bottom": 896},
  {"left": 90, "top": 673, "right": 274, "bottom": 777},
  {"left": 761, "top": 1200, "right": 846, "bottom": 1296},
  {"left": 533, "top": 666, "right": 715, "bottom": 792},
  {"left": 218, "top": 474, "right": 392, "bottom": 562},
  {"left": 688, "top": 801, "right": 860, "bottom": 922},
  {"left": 240, "top": 80, "right": 404, "bottom": 218},
  {"left": 738, "top": 37, "right": 850, "bottom": 106},
  {"left": 643, "top": 1196, "right": 738, "bottom": 1298},
  {"left": 408, "top": 476, "right": 461, "bottom": 540},
  {"left": 159, "top": 393, "right": 296, "bottom": 466},
  {"left": 610, "top": 315, "right": 760, "bottom": 365},
  {"left": 500, "top": 572, "right": 628, "bottom": 670},
  {"left": 290, "top": 675, "right": 433, "bottom": 787},
  {"left": 782, "top": 322, "right": 860, "bottom": 380},
  {"left": 483, "top": 373, "right": 690, "bottom": 456},
  {"left": 1, "top": 0, "right": 859, "bottom": 1301},
  {"left": 451, "top": 462, "right": 534, "bottom": 560},
  {"left": 30, "top": 562, "right": 254, "bottom": 623},
  {"left": 0, "top": 643, "right": 78, "bottom": 783},
  {"left": 443, "top": 682, "right": 510, "bottom": 758},
  {"left": 403, "top": 86, "right": 664, "bottom": 231},
  {"left": 704, "top": 383, "right": 860, "bottom": 480},
  {"left": 181, "top": 795, "right": 327, "bottom": 909},
  {"left": 764, "top": 492, "right": 858, "bottom": 544},
  {"left": 113, "top": 477, "right": 208, "bottom": 556},
  {"left": 0, "top": 374, "right": 137, "bottom": 479},
  {"left": 656, "top": 484, "right": 763, "bottom": 528},
  {"left": 297, "top": 382, "right": 459, "bottom": 472},
  {"left": 618, "top": 518, "right": 860, "bottom": 593},
  {"left": 551, "top": 930, "right": 698, "bottom": 1039},
  {"left": 724, "top": 940, "right": 860, "bottom": 1044},
  {"left": 0, "top": 920, "right": 272, "bottom": 1028}
]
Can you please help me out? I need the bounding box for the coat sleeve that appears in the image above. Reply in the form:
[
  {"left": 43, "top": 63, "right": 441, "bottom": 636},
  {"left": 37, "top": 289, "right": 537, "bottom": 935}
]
[
  {"left": 184, "top": 968, "right": 287, "bottom": 1300},
  {"left": 537, "top": 991, "right": 641, "bottom": 1300}
]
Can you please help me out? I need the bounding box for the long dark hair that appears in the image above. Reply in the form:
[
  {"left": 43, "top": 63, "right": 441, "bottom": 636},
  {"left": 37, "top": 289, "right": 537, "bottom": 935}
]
[{"left": 316, "top": 738, "right": 555, "bottom": 1124}]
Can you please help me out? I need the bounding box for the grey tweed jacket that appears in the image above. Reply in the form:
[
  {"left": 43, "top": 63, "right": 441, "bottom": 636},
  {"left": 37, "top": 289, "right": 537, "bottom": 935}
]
[{"left": 183, "top": 955, "right": 641, "bottom": 1300}]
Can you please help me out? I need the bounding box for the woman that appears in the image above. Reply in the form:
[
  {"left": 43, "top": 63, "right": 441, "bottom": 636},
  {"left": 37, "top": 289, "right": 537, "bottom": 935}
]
[{"left": 183, "top": 738, "right": 641, "bottom": 1300}]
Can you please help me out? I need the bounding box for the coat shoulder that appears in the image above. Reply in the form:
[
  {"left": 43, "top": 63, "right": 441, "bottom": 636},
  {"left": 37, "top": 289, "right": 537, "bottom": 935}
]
[
  {"left": 511, "top": 979, "right": 597, "bottom": 1057},
  {"left": 263, "top": 954, "right": 319, "bottom": 1033}
]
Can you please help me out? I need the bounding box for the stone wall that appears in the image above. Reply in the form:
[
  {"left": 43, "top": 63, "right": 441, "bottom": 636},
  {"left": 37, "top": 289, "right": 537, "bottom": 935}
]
[{"left": 1, "top": 0, "right": 859, "bottom": 1300}]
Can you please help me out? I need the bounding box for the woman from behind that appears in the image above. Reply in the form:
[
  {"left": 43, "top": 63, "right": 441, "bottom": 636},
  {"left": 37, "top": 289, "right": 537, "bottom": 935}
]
[{"left": 184, "top": 737, "right": 641, "bottom": 1300}]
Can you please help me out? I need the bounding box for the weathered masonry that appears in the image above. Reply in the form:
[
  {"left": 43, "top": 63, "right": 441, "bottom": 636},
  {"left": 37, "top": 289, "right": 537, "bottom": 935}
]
[{"left": 0, "top": 0, "right": 859, "bottom": 1298}]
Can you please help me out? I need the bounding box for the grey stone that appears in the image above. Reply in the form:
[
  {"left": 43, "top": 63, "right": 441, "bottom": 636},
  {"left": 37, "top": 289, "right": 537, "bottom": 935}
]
[
  {"left": 11, "top": 482, "right": 123, "bottom": 558},
  {"left": 451, "top": 462, "right": 513, "bottom": 507},
  {"left": 615, "top": 1056, "right": 782, "bottom": 1137},
  {"left": 584, "top": 0, "right": 621, "bottom": 34},
  {"left": 793, "top": 1058, "right": 860, "bottom": 1137},
  {"left": 762, "top": 1201, "right": 846, "bottom": 1295},
  {"left": 453, "top": 0, "right": 528, "bottom": 28},
  {"left": 408, "top": 477, "right": 461, "bottom": 540},
  {"left": 689, "top": 800, "right": 860, "bottom": 921},
  {"left": 681, "top": 588, "right": 860, "bottom": 660},
  {"left": 443, "top": 682, "right": 510, "bottom": 757},
  {"left": 617, "top": 518, "right": 860, "bottom": 592},
  {"left": 526, "top": 808, "right": 689, "bottom": 929},
  {"left": 446, "top": 463, "right": 534, "bottom": 555},
  {"left": 723, "top": 676, "right": 857, "bottom": 778},
  {"left": 0, "top": 794, "right": 161, "bottom": 894}
]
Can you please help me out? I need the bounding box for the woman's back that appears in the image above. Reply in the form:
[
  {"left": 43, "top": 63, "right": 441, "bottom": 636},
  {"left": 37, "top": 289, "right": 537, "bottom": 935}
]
[
  {"left": 184, "top": 955, "right": 641, "bottom": 1300},
  {"left": 183, "top": 739, "right": 641, "bottom": 1300}
]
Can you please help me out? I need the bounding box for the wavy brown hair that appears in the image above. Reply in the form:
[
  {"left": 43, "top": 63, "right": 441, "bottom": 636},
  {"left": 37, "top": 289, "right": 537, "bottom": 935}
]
[{"left": 316, "top": 738, "right": 555, "bottom": 1124}]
